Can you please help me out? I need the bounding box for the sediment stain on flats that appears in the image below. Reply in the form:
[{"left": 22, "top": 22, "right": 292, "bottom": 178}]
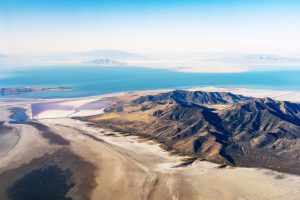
[
  {"left": 7, "top": 165, "right": 74, "bottom": 200},
  {"left": 0, "top": 148, "right": 97, "bottom": 200},
  {"left": 26, "top": 121, "right": 70, "bottom": 145}
]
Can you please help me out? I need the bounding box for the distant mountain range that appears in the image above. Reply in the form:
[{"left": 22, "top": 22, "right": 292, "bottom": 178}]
[
  {"left": 78, "top": 50, "right": 147, "bottom": 61},
  {"left": 84, "top": 58, "right": 126, "bottom": 66},
  {"left": 1, "top": 50, "right": 300, "bottom": 72},
  {"left": 0, "top": 87, "right": 70, "bottom": 95},
  {"left": 87, "top": 90, "right": 300, "bottom": 174},
  {"left": 0, "top": 50, "right": 146, "bottom": 66},
  {"left": 200, "top": 53, "right": 300, "bottom": 64}
]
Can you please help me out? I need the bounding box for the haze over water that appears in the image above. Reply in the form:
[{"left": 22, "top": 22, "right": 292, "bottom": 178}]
[{"left": 1, "top": 66, "right": 300, "bottom": 98}]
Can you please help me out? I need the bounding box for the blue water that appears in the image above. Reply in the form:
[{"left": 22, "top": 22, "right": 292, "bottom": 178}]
[{"left": 1, "top": 66, "right": 300, "bottom": 98}]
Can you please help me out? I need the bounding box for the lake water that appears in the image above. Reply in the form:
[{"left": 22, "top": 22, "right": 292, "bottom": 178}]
[
  {"left": 1, "top": 66, "right": 300, "bottom": 98},
  {"left": 9, "top": 108, "right": 28, "bottom": 123}
]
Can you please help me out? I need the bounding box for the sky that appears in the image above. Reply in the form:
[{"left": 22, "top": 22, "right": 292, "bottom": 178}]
[{"left": 1, "top": 0, "right": 300, "bottom": 55}]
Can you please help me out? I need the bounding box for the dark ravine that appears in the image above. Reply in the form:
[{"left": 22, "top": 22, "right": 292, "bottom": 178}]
[{"left": 85, "top": 90, "right": 300, "bottom": 175}]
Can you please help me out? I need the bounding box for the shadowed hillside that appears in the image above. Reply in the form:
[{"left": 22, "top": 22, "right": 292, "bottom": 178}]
[{"left": 86, "top": 90, "right": 300, "bottom": 174}]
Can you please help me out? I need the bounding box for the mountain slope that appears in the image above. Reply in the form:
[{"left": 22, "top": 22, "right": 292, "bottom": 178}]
[{"left": 86, "top": 90, "right": 300, "bottom": 174}]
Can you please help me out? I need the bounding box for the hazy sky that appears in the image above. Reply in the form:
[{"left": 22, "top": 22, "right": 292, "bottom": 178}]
[{"left": 1, "top": 0, "right": 300, "bottom": 55}]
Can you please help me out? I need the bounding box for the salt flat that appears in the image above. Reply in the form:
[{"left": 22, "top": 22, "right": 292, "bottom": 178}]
[{"left": 2, "top": 87, "right": 300, "bottom": 199}]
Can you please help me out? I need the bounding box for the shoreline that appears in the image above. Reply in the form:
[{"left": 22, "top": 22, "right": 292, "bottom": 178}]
[
  {"left": 9, "top": 86, "right": 299, "bottom": 122},
  {"left": 1, "top": 87, "right": 300, "bottom": 199},
  {"left": 1, "top": 86, "right": 300, "bottom": 103}
]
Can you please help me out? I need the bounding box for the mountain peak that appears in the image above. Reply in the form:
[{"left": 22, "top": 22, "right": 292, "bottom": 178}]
[{"left": 87, "top": 90, "right": 300, "bottom": 174}]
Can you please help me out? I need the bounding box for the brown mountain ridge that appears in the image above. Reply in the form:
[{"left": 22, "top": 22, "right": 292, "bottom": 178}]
[{"left": 85, "top": 90, "right": 300, "bottom": 174}]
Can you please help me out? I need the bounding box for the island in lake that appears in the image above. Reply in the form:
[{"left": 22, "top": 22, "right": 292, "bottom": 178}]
[
  {"left": 0, "top": 87, "right": 71, "bottom": 96},
  {"left": 1, "top": 88, "right": 300, "bottom": 200}
]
